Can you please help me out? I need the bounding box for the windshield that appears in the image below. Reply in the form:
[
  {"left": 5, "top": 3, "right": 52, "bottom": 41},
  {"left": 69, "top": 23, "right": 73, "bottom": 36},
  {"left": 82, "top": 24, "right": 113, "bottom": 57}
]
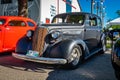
[
  {"left": 52, "top": 14, "right": 85, "bottom": 25},
  {"left": 0, "top": 19, "right": 6, "bottom": 25}
]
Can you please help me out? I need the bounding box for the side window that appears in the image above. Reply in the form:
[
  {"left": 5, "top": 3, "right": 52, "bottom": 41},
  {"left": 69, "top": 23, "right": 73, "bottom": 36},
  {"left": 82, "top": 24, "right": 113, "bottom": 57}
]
[
  {"left": 89, "top": 16, "right": 97, "bottom": 26},
  {"left": 27, "top": 21, "right": 35, "bottom": 27},
  {"left": 8, "top": 20, "right": 26, "bottom": 27},
  {"left": 0, "top": 19, "right": 6, "bottom": 25},
  {"left": 52, "top": 17, "right": 63, "bottom": 23},
  {"left": 65, "top": 15, "right": 85, "bottom": 24}
]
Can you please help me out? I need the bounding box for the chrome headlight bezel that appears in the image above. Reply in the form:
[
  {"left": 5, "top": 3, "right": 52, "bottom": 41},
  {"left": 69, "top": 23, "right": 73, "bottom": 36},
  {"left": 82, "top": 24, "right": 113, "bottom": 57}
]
[
  {"left": 51, "top": 31, "right": 61, "bottom": 39},
  {"left": 26, "top": 30, "right": 33, "bottom": 38}
]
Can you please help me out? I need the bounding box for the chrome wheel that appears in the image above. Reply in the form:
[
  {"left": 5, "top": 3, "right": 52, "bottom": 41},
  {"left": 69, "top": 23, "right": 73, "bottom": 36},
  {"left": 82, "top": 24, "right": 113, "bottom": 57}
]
[
  {"left": 102, "top": 39, "right": 106, "bottom": 52},
  {"left": 71, "top": 47, "right": 81, "bottom": 66},
  {"left": 99, "top": 38, "right": 106, "bottom": 54},
  {"left": 66, "top": 45, "right": 83, "bottom": 69},
  {"left": 115, "top": 70, "right": 120, "bottom": 80}
]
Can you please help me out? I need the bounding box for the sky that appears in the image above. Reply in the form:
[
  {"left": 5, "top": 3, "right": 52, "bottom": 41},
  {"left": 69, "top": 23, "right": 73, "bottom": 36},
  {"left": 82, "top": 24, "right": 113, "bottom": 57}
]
[{"left": 79, "top": 0, "right": 120, "bottom": 23}]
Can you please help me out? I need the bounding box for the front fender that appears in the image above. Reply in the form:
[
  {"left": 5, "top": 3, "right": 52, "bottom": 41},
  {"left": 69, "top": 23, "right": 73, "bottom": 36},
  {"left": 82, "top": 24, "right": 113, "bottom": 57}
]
[
  {"left": 15, "top": 37, "right": 32, "bottom": 54},
  {"left": 43, "top": 39, "right": 88, "bottom": 59}
]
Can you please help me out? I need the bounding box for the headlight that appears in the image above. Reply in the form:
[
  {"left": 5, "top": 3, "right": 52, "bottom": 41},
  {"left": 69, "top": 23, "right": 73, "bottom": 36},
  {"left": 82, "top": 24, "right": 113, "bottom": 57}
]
[
  {"left": 26, "top": 30, "right": 33, "bottom": 38},
  {"left": 51, "top": 31, "right": 60, "bottom": 39}
]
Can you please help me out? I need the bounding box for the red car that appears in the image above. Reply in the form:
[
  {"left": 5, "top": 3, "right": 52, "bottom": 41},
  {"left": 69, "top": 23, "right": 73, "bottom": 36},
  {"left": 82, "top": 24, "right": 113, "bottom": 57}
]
[{"left": 0, "top": 16, "right": 37, "bottom": 53}]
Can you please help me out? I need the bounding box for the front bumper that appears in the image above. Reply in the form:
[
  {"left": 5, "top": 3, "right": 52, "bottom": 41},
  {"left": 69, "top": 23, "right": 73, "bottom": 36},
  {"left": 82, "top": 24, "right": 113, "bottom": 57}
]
[{"left": 12, "top": 53, "right": 67, "bottom": 64}]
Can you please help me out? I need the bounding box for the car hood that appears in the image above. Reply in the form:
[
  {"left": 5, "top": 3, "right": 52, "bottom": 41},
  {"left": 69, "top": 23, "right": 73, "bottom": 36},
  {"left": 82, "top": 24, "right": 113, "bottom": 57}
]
[
  {"left": 39, "top": 23, "right": 84, "bottom": 30},
  {"left": 41, "top": 23, "right": 83, "bottom": 26}
]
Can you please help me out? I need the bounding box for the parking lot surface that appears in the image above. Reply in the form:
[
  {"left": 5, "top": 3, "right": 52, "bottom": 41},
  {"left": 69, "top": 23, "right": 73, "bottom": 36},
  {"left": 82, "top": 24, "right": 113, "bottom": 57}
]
[{"left": 0, "top": 51, "right": 117, "bottom": 80}]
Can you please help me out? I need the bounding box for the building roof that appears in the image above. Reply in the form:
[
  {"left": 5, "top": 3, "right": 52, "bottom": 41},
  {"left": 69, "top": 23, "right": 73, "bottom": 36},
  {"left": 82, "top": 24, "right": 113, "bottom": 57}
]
[{"left": 107, "top": 17, "right": 120, "bottom": 26}]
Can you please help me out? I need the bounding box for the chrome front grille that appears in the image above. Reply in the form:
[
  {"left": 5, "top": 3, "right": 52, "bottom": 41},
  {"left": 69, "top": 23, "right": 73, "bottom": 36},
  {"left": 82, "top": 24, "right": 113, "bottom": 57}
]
[{"left": 32, "top": 27, "right": 48, "bottom": 56}]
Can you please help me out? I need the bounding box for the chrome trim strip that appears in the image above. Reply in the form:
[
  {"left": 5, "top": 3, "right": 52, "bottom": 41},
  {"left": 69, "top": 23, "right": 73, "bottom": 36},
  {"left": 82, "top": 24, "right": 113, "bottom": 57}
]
[
  {"left": 12, "top": 53, "right": 67, "bottom": 64},
  {"left": 85, "top": 48, "right": 103, "bottom": 59}
]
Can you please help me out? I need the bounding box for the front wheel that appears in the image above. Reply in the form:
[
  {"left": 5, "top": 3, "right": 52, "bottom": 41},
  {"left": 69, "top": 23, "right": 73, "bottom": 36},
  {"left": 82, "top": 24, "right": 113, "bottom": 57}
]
[{"left": 66, "top": 45, "right": 83, "bottom": 69}]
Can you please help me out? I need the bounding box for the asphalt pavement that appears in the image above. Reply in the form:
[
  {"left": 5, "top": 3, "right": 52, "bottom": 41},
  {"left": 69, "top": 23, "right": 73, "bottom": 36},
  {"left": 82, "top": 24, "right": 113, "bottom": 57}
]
[{"left": 0, "top": 50, "right": 117, "bottom": 80}]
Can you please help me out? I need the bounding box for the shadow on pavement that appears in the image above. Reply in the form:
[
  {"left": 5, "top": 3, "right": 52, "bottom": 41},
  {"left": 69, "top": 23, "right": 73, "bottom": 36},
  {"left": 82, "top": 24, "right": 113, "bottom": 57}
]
[
  {"left": 0, "top": 52, "right": 12, "bottom": 56},
  {"left": 0, "top": 51, "right": 117, "bottom": 80},
  {"left": 46, "top": 52, "right": 117, "bottom": 80},
  {"left": 0, "top": 53, "right": 58, "bottom": 73}
]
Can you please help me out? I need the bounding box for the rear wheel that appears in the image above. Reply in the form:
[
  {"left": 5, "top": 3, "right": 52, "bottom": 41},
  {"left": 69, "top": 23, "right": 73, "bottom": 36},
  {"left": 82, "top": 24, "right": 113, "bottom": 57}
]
[
  {"left": 115, "top": 70, "right": 120, "bottom": 80},
  {"left": 66, "top": 45, "right": 83, "bottom": 69},
  {"left": 112, "top": 61, "right": 120, "bottom": 80},
  {"left": 99, "top": 38, "right": 106, "bottom": 54}
]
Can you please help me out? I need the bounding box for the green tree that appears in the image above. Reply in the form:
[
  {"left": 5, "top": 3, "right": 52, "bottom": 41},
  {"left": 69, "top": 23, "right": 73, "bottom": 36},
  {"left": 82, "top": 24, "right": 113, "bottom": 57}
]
[
  {"left": 116, "top": 10, "right": 120, "bottom": 17},
  {"left": 18, "top": 0, "right": 28, "bottom": 17},
  {"left": 107, "top": 18, "right": 112, "bottom": 22}
]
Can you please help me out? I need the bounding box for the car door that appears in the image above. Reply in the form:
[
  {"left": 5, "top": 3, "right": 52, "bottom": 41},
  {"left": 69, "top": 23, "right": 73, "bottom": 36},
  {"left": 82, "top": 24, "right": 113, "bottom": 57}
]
[
  {"left": 84, "top": 15, "right": 98, "bottom": 51},
  {"left": 96, "top": 17, "right": 102, "bottom": 43},
  {"left": 3, "top": 19, "right": 34, "bottom": 50}
]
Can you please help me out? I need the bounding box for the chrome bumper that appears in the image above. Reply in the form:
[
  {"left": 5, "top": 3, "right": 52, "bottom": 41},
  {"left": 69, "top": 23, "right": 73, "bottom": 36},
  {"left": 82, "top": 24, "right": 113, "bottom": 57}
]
[{"left": 12, "top": 53, "right": 67, "bottom": 64}]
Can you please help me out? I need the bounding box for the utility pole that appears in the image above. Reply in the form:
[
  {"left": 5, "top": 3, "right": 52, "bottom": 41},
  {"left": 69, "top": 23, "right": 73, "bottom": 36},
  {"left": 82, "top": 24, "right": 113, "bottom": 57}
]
[
  {"left": 102, "top": 7, "right": 105, "bottom": 27},
  {"left": 94, "top": 0, "right": 105, "bottom": 27},
  {"left": 99, "top": 0, "right": 103, "bottom": 19},
  {"left": 99, "top": 0, "right": 105, "bottom": 27},
  {"left": 96, "top": 1, "right": 99, "bottom": 16},
  {"left": 91, "top": 0, "right": 95, "bottom": 14}
]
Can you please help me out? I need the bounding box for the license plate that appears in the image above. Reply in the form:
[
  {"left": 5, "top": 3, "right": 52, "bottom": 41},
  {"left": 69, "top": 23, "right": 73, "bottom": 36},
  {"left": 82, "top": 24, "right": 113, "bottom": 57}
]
[{"left": 26, "top": 50, "right": 39, "bottom": 57}]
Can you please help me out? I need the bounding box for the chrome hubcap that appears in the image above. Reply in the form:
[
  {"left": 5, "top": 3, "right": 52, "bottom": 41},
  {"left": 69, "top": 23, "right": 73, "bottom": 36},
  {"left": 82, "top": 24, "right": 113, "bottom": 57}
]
[
  {"left": 102, "top": 40, "right": 106, "bottom": 51},
  {"left": 71, "top": 48, "right": 80, "bottom": 65}
]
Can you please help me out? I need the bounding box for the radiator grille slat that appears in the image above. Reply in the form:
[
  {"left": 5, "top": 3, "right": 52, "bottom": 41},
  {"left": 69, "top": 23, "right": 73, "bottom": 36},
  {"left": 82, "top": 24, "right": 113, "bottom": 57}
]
[{"left": 32, "top": 27, "right": 48, "bottom": 56}]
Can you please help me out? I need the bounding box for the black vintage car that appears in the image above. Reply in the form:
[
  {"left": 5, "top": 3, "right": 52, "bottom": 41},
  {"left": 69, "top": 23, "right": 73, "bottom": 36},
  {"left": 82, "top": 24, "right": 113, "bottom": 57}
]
[
  {"left": 12, "top": 12, "right": 105, "bottom": 69},
  {"left": 108, "top": 29, "right": 120, "bottom": 80}
]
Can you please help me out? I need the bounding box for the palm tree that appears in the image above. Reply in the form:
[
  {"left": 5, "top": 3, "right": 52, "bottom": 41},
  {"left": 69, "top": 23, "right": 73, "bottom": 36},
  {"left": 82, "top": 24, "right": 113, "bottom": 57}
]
[
  {"left": 18, "top": 0, "right": 28, "bottom": 17},
  {"left": 116, "top": 10, "right": 120, "bottom": 17}
]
